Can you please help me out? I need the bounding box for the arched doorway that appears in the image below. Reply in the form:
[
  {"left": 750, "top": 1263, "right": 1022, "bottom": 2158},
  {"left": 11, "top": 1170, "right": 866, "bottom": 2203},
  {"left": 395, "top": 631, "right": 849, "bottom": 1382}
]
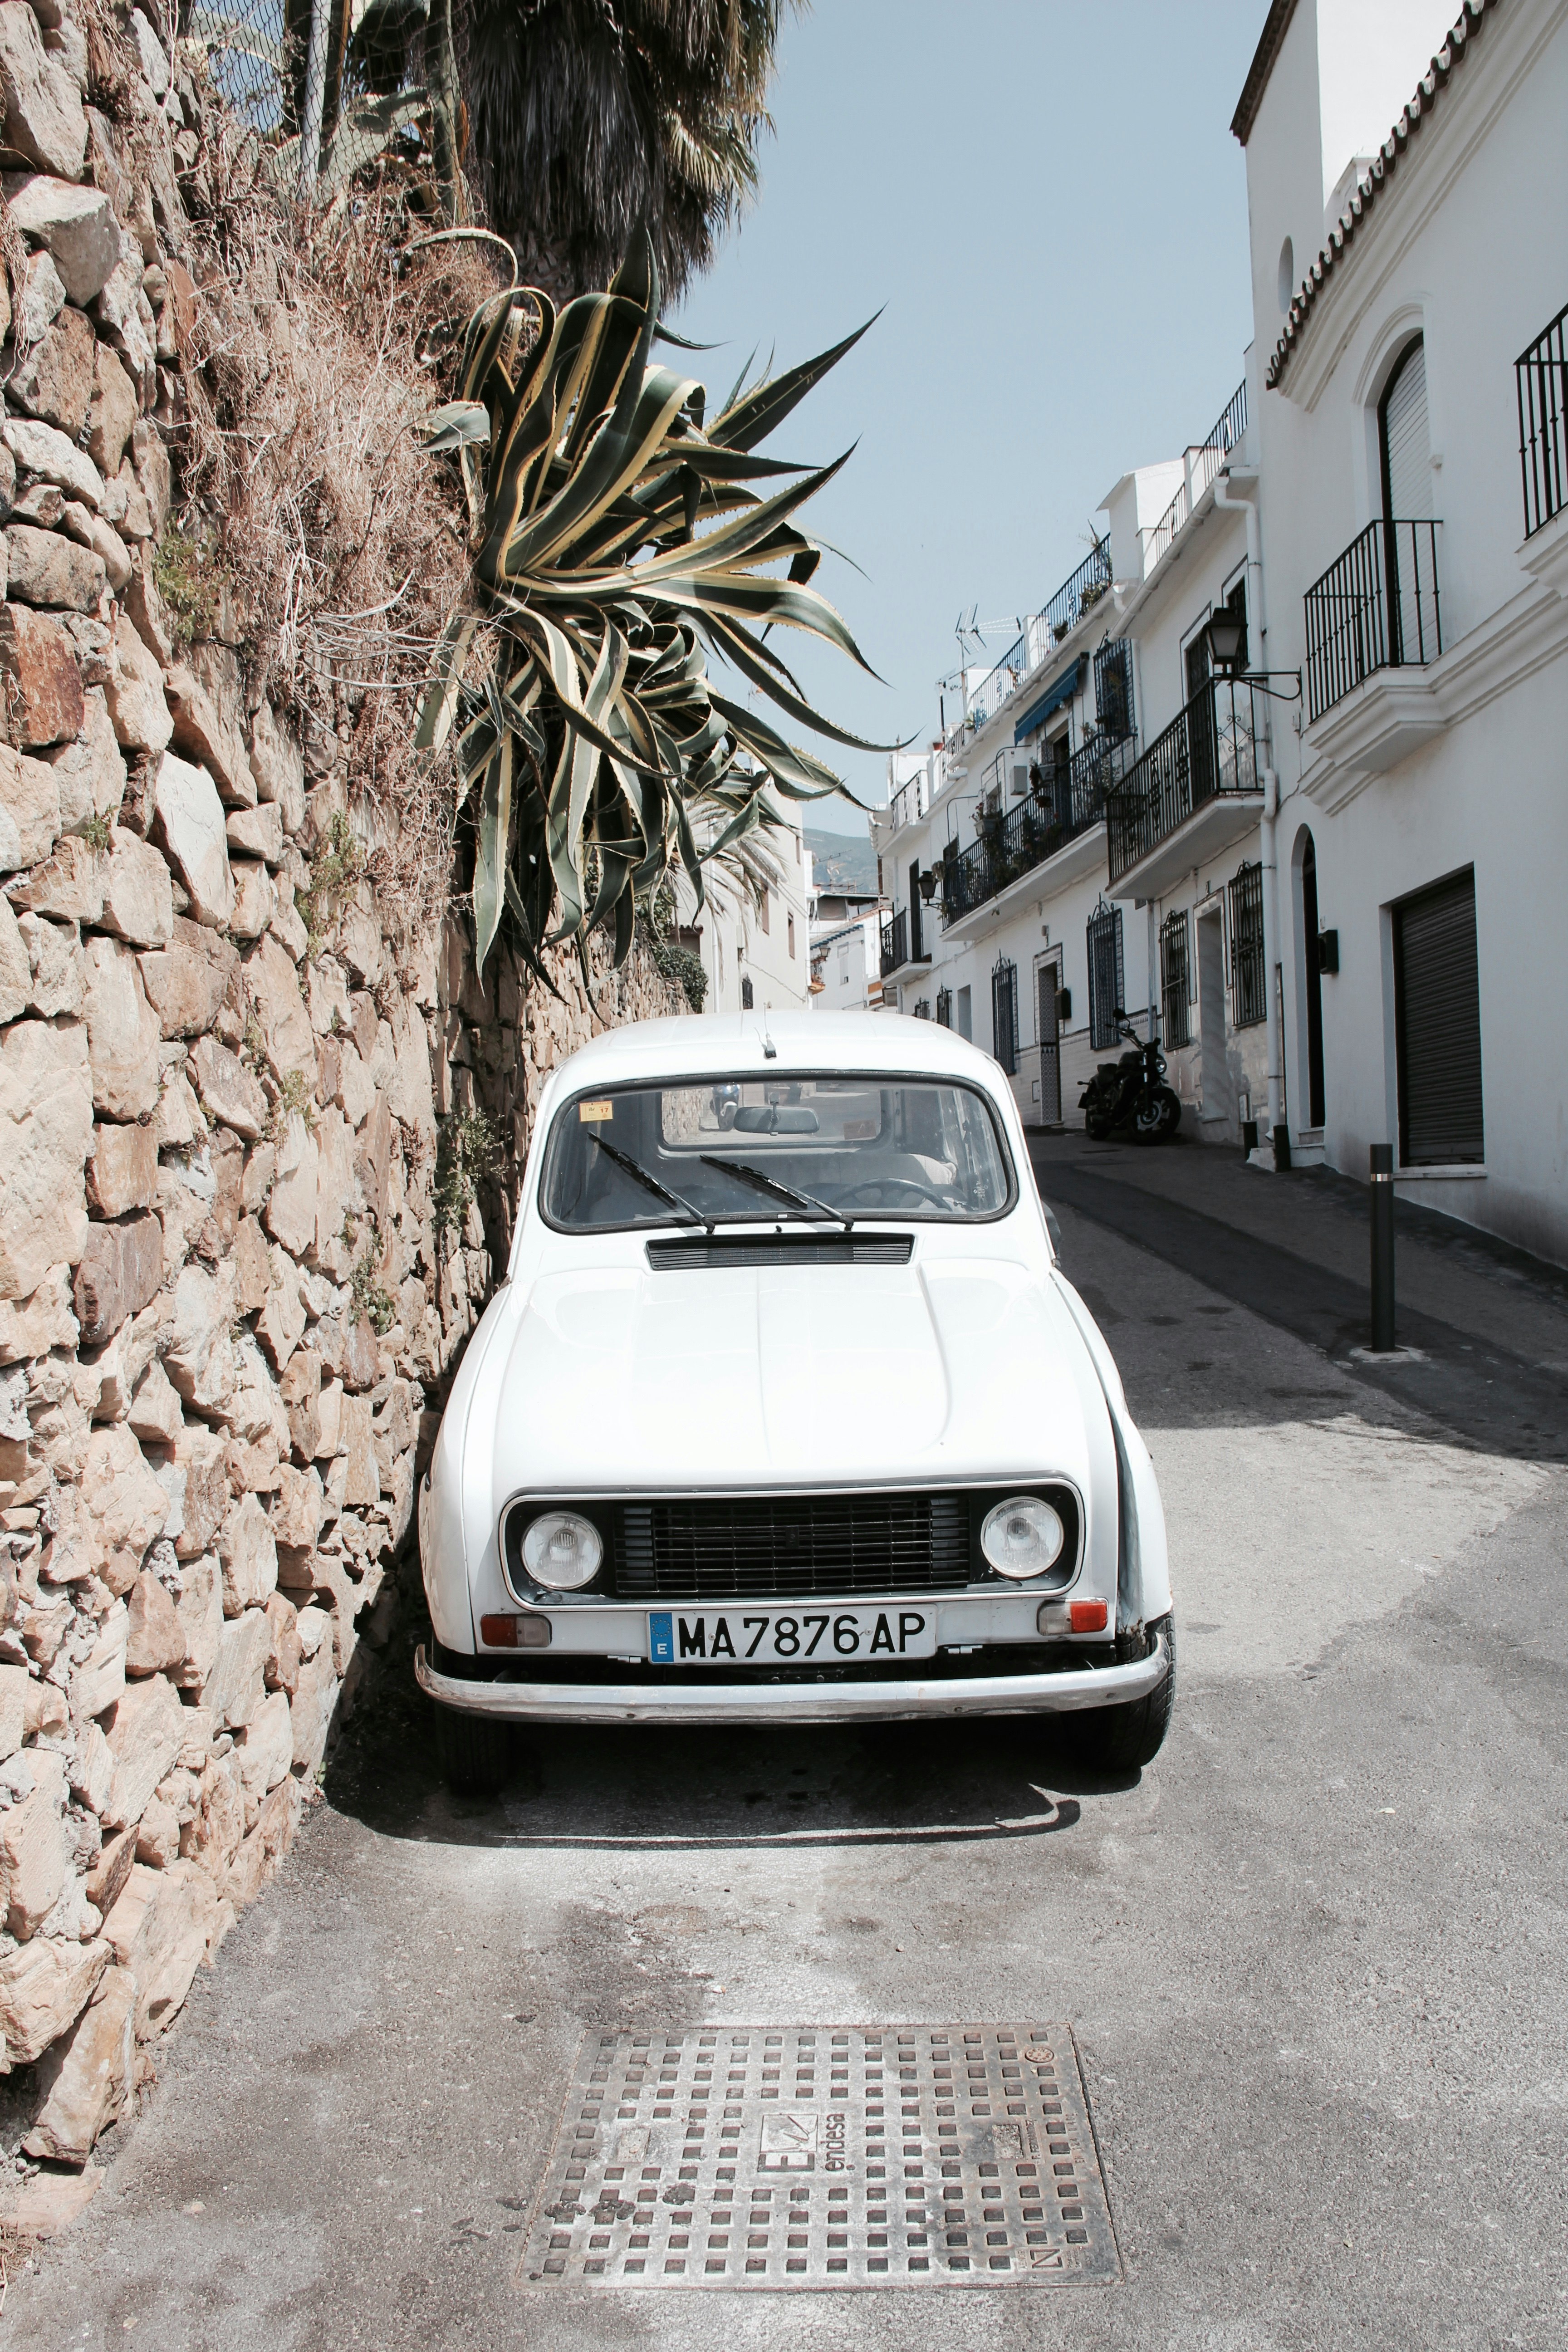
[{"left": 1298, "top": 828, "right": 1326, "bottom": 1129}]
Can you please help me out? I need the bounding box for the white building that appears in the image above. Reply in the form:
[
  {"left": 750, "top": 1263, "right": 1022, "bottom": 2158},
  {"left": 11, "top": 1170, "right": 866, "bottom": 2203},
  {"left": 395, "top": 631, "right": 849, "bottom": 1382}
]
[
  {"left": 1237, "top": 0, "right": 1568, "bottom": 1261},
  {"left": 875, "top": 0, "right": 1568, "bottom": 1263},
  {"left": 677, "top": 797, "right": 813, "bottom": 1018}
]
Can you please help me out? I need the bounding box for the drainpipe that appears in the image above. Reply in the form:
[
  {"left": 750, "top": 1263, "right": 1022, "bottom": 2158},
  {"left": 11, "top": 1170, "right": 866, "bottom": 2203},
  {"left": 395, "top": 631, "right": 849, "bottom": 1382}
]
[{"left": 1214, "top": 467, "right": 1285, "bottom": 1160}]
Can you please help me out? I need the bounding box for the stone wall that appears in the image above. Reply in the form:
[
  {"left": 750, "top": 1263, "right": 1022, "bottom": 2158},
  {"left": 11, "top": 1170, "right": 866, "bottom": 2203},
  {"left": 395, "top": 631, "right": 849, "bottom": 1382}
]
[{"left": 0, "top": 0, "right": 685, "bottom": 2226}]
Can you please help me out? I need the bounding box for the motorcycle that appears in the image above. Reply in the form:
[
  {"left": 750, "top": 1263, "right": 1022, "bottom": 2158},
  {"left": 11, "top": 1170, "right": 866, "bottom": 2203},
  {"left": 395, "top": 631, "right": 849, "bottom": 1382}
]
[{"left": 1078, "top": 1015, "right": 1182, "bottom": 1143}]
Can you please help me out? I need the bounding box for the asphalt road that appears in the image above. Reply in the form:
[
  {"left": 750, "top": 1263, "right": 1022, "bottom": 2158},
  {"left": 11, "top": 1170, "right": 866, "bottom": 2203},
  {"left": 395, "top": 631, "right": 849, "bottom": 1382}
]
[{"left": 10, "top": 1147, "right": 1568, "bottom": 2351}]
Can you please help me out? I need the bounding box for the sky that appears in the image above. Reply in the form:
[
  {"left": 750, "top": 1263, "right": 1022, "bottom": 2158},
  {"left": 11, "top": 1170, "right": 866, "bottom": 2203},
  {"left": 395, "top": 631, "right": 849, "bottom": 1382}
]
[{"left": 675, "top": 0, "right": 1269, "bottom": 836}]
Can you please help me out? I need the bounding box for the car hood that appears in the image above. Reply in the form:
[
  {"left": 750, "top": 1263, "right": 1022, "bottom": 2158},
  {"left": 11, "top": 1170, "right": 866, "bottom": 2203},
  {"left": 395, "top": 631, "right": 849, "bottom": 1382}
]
[{"left": 485, "top": 1251, "right": 1102, "bottom": 1499}]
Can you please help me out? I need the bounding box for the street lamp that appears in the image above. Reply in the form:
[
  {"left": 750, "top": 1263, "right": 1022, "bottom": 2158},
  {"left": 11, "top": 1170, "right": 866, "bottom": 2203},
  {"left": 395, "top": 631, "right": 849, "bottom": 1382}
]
[
  {"left": 1204, "top": 609, "right": 1247, "bottom": 677},
  {"left": 917, "top": 866, "right": 941, "bottom": 904}
]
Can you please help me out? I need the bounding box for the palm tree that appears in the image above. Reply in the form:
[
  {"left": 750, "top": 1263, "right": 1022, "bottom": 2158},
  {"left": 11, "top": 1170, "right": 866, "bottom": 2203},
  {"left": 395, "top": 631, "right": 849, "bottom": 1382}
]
[{"left": 463, "top": 0, "right": 801, "bottom": 305}]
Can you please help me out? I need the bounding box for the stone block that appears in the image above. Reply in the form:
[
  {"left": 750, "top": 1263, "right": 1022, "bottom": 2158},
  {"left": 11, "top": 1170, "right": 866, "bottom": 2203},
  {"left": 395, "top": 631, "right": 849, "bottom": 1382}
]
[
  {"left": 228, "top": 1774, "right": 301, "bottom": 1908},
  {"left": 161, "top": 1259, "right": 237, "bottom": 1416},
  {"left": 101, "top": 1671, "right": 185, "bottom": 1829},
  {"left": 206, "top": 1605, "right": 269, "bottom": 1729},
  {"left": 0, "top": 889, "right": 26, "bottom": 1020},
  {"left": 103, "top": 607, "right": 172, "bottom": 753},
  {"left": 165, "top": 661, "right": 256, "bottom": 808},
  {"left": 87, "top": 1118, "right": 158, "bottom": 1220},
  {"left": 233, "top": 1211, "right": 270, "bottom": 1316},
  {"left": 138, "top": 916, "right": 237, "bottom": 1039},
  {"left": 83, "top": 932, "right": 160, "bottom": 1118},
  {"left": 0, "top": 1763, "right": 69, "bottom": 1938},
  {"left": 83, "top": 1823, "right": 135, "bottom": 1915},
  {"left": 0, "top": 0, "right": 85, "bottom": 177},
  {"left": 0, "top": 1931, "right": 107, "bottom": 2067},
  {"left": 16, "top": 906, "right": 81, "bottom": 1015},
  {"left": 80, "top": 1422, "right": 167, "bottom": 1592},
  {"left": 98, "top": 823, "right": 172, "bottom": 948},
  {"left": 0, "top": 2162, "right": 101, "bottom": 2241},
  {"left": 229, "top": 857, "right": 274, "bottom": 940},
  {"left": 125, "top": 1566, "right": 184, "bottom": 1678},
  {"left": 68, "top": 1597, "right": 126, "bottom": 1722},
  {"left": 16, "top": 243, "right": 64, "bottom": 343},
  {"left": 256, "top": 1268, "right": 306, "bottom": 1371},
  {"left": 2, "top": 414, "right": 102, "bottom": 508},
  {"left": 0, "top": 597, "right": 82, "bottom": 747},
  {"left": 6, "top": 515, "right": 103, "bottom": 608},
  {"left": 226, "top": 801, "right": 283, "bottom": 865},
  {"left": 135, "top": 1794, "right": 180, "bottom": 1867},
  {"left": 0, "top": 1014, "right": 91, "bottom": 1298},
  {"left": 249, "top": 699, "right": 305, "bottom": 833},
  {"left": 3, "top": 170, "right": 117, "bottom": 304},
  {"left": 73, "top": 1208, "right": 161, "bottom": 1344},
  {"left": 340, "top": 1393, "right": 379, "bottom": 1509},
  {"left": 0, "top": 734, "right": 60, "bottom": 867},
  {"left": 103, "top": 1857, "right": 212, "bottom": 2040},
  {"left": 289, "top": 1650, "right": 338, "bottom": 1778},
  {"left": 86, "top": 340, "right": 136, "bottom": 478},
  {"left": 21, "top": 1962, "right": 135, "bottom": 2164},
  {"left": 172, "top": 1551, "right": 221, "bottom": 1692},
  {"left": 243, "top": 931, "right": 315, "bottom": 1079},
  {"left": 0, "top": 1259, "right": 77, "bottom": 1362},
  {"left": 6, "top": 299, "right": 95, "bottom": 436},
  {"left": 220, "top": 1490, "right": 277, "bottom": 1617},
  {"left": 263, "top": 1589, "right": 301, "bottom": 1697},
  {"left": 7, "top": 832, "right": 100, "bottom": 926},
  {"left": 151, "top": 750, "right": 232, "bottom": 927},
  {"left": 48, "top": 689, "right": 124, "bottom": 835},
  {"left": 265, "top": 1112, "right": 317, "bottom": 1257},
  {"left": 187, "top": 1034, "right": 266, "bottom": 1138},
  {"left": 235, "top": 1686, "right": 291, "bottom": 1802},
  {"left": 270, "top": 1462, "right": 323, "bottom": 1555}
]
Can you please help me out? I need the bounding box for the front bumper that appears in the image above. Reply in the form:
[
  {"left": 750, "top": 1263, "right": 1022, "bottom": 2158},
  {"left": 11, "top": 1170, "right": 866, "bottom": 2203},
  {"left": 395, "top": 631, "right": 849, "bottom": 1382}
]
[{"left": 413, "top": 1632, "right": 1168, "bottom": 1727}]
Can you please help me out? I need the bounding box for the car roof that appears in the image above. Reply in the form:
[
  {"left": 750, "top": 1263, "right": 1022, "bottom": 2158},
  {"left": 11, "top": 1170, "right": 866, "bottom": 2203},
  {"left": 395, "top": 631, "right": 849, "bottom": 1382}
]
[{"left": 549, "top": 1009, "right": 1006, "bottom": 1091}]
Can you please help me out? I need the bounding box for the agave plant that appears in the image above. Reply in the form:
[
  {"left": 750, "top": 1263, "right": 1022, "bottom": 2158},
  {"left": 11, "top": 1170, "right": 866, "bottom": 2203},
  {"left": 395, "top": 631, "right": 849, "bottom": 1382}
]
[{"left": 413, "top": 225, "right": 885, "bottom": 979}]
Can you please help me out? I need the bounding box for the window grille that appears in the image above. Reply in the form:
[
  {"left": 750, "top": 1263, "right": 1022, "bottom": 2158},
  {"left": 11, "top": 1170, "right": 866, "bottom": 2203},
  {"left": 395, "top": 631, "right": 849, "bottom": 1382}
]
[
  {"left": 740, "top": 975, "right": 754, "bottom": 1009},
  {"left": 913, "top": 998, "right": 931, "bottom": 1020},
  {"left": 935, "top": 987, "right": 953, "bottom": 1028},
  {"left": 1094, "top": 639, "right": 1134, "bottom": 744},
  {"left": 1227, "top": 861, "right": 1267, "bottom": 1028},
  {"left": 1086, "top": 900, "right": 1124, "bottom": 1051},
  {"left": 1159, "top": 909, "right": 1191, "bottom": 1048},
  {"left": 991, "top": 955, "right": 1019, "bottom": 1075}
]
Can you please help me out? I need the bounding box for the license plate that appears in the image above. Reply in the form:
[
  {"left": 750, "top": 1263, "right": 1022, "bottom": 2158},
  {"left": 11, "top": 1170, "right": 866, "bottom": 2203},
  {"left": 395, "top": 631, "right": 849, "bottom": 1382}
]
[{"left": 647, "top": 1605, "right": 936, "bottom": 1667}]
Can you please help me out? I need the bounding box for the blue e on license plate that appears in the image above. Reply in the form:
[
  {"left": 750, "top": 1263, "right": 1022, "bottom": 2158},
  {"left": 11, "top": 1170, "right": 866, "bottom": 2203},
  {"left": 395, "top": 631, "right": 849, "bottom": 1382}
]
[{"left": 647, "top": 1605, "right": 936, "bottom": 1666}]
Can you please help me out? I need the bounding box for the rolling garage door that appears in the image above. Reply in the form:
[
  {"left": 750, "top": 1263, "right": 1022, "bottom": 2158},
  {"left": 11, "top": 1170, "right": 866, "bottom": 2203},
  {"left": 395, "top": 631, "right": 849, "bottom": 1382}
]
[{"left": 1394, "top": 868, "right": 1484, "bottom": 1165}]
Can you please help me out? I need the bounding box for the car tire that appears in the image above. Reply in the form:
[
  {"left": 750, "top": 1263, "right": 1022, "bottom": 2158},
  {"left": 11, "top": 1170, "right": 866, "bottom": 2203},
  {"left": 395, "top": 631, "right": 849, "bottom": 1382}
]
[
  {"left": 435, "top": 1705, "right": 512, "bottom": 1797},
  {"left": 1070, "top": 1613, "right": 1176, "bottom": 1772}
]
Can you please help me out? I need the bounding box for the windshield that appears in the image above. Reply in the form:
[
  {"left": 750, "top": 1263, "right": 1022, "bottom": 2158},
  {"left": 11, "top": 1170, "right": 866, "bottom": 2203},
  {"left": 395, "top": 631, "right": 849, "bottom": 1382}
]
[{"left": 540, "top": 1073, "right": 1016, "bottom": 1232}]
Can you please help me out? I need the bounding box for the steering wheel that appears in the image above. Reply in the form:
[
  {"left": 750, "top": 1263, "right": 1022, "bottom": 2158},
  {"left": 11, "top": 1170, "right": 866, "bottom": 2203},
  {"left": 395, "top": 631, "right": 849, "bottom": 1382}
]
[{"left": 838, "top": 1176, "right": 952, "bottom": 1209}]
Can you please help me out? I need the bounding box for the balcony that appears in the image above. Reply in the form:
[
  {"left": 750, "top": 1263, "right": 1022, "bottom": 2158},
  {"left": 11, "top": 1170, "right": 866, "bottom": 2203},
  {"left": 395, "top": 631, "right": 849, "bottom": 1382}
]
[
  {"left": 879, "top": 905, "right": 928, "bottom": 979},
  {"left": 1301, "top": 519, "right": 1445, "bottom": 808},
  {"left": 1304, "top": 518, "right": 1443, "bottom": 720},
  {"left": 1106, "top": 678, "right": 1268, "bottom": 898},
  {"left": 1139, "top": 380, "right": 1248, "bottom": 573},
  {"left": 952, "top": 542, "right": 1114, "bottom": 737},
  {"left": 1518, "top": 301, "right": 1568, "bottom": 600},
  {"left": 941, "top": 729, "right": 1138, "bottom": 934}
]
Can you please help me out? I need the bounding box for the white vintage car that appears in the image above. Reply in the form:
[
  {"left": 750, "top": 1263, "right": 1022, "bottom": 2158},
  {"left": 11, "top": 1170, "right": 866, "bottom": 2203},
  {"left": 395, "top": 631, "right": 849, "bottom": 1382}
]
[{"left": 415, "top": 1011, "right": 1174, "bottom": 1789}]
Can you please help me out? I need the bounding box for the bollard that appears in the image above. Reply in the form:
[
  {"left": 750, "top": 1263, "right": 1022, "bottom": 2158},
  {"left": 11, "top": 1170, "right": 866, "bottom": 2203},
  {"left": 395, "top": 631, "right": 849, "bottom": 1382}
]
[{"left": 1370, "top": 1142, "right": 1396, "bottom": 1351}]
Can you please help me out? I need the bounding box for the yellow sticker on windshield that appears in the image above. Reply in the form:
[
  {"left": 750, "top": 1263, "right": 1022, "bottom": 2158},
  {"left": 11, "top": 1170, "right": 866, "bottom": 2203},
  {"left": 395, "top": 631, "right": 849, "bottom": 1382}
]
[{"left": 578, "top": 1099, "right": 614, "bottom": 1122}]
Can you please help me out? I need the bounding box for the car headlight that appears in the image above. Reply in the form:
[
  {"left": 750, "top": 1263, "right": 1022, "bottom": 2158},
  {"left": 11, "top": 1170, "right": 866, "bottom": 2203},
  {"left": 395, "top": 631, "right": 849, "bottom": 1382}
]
[
  {"left": 520, "top": 1510, "right": 603, "bottom": 1591},
  {"left": 980, "top": 1494, "right": 1066, "bottom": 1581}
]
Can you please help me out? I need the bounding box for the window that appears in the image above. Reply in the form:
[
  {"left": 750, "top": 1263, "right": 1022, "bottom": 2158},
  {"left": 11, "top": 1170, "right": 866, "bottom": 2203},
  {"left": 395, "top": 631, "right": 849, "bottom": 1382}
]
[
  {"left": 788, "top": 913, "right": 795, "bottom": 959},
  {"left": 1227, "top": 860, "right": 1266, "bottom": 1028},
  {"left": 1380, "top": 337, "right": 1431, "bottom": 522},
  {"left": 991, "top": 956, "right": 1019, "bottom": 1075},
  {"left": 1160, "top": 909, "right": 1191, "bottom": 1048},
  {"left": 740, "top": 975, "right": 754, "bottom": 1009},
  {"left": 758, "top": 890, "right": 770, "bottom": 935},
  {"left": 913, "top": 998, "right": 931, "bottom": 1020},
  {"left": 1277, "top": 235, "right": 1294, "bottom": 314},
  {"left": 1394, "top": 867, "right": 1483, "bottom": 1165},
  {"left": 908, "top": 858, "right": 924, "bottom": 961},
  {"left": 1086, "top": 901, "right": 1124, "bottom": 1050},
  {"left": 541, "top": 1075, "right": 1017, "bottom": 1230},
  {"left": 956, "top": 984, "right": 972, "bottom": 1041},
  {"left": 935, "top": 987, "right": 952, "bottom": 1028},
  {"left": 1094, "top": 640, "right": 1134, "bottom": 744}
]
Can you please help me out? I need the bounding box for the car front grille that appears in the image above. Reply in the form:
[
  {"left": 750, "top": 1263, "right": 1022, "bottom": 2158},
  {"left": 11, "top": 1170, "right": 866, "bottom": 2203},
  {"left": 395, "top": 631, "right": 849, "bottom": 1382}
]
[{"left": 610, "top": 1492, "right": 974, "bottom": 1602}]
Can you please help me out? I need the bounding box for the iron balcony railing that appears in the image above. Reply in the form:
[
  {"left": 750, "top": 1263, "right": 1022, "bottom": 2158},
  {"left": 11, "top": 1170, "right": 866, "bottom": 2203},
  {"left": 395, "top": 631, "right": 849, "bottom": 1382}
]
[
  {"left": 1106, "top": 679, "right": 1268, "bottom": 884},
  {"left": 879, "top": 908, "right": 905, "bottom": 978},
  {"left": 941, "top": 729, "right": 1138, "bottom": 926},
  {"left": 1303, "top": 518, "right": 1442, "bottom": 722},
  {"left": 1140, "top": 379, "right": 1249, "bottom": 573},
  {"left": 1517, "top": 300, "right": 1567, "bottom": 540},
  {"left": 956, "top": 542, "right": 1114, "bottom": 735}
]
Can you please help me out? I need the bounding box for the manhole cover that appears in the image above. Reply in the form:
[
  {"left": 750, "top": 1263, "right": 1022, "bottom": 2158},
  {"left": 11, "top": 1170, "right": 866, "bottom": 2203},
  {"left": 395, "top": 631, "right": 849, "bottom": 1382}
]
[{"left": 519, "top": 2023, "right": 1118, "bottom": 2290}]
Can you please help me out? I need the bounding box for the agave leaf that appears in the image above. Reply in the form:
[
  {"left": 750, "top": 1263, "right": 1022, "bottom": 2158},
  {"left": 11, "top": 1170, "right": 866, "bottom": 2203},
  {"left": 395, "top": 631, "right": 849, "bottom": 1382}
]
[{"left": 473, "top": 734, "right": 512, "bottom": 975}]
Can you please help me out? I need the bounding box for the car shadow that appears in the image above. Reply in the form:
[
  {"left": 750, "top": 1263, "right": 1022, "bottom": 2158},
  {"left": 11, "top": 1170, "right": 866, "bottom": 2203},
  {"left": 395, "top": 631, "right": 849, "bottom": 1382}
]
[{"left": 323, "top": 1585, "right": 1144, "bottom": 1853}]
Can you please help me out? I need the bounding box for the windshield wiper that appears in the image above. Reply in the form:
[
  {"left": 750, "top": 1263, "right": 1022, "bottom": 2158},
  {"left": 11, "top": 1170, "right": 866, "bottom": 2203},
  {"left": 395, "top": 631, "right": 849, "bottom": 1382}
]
[
  {"left": 699, "top": 1155, "right": 853, "bottom": 1230},
  {"left": 593, "top": 1136, "right": 709, "bottom": 1229}
]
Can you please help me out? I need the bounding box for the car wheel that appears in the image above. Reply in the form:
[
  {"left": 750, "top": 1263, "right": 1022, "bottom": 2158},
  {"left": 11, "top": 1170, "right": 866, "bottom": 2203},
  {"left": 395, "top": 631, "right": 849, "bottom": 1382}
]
[
  {"left": 435, "top": 1704, "right": 512, "bottom": 1797},
  {"left": 1070, "top": 1614, "right": 1176, "bottom": 1772}
]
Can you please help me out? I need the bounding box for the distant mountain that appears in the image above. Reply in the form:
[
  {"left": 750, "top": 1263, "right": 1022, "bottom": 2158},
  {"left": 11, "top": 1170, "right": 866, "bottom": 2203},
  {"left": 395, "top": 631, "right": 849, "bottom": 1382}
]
[{"left": 805, "top": 827, "right": 878, "bottom": 898}]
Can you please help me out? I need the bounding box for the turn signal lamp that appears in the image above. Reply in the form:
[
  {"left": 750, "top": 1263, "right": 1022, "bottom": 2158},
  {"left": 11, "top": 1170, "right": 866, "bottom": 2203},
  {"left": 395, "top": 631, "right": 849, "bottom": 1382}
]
[
  {"left": 1069, "top": 1600, "right": 1108, "bottom": 1633},
  {"left": 480, "top": 1613, "right": 551, "bottom": 1648}
]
